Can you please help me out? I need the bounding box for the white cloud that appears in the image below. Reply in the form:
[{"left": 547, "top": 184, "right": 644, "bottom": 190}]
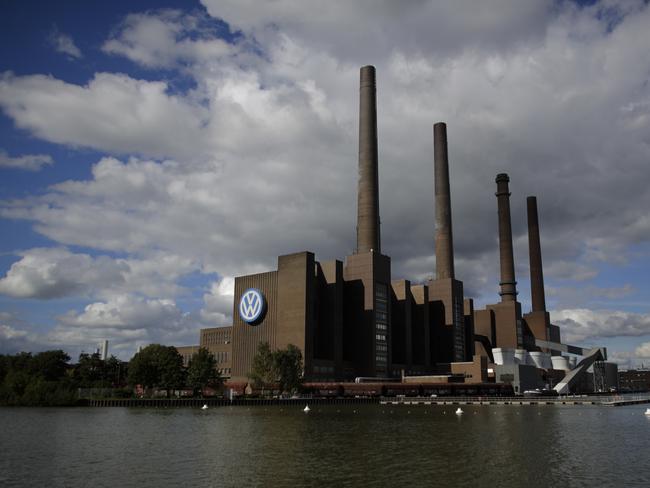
[
  {"left": 14, "top": 295, "right": 202, "bottom": 359},
  {"left": 201, "top": 0, "right": 555, "bottom": 60},
  {"left": 0, "top": 324, "right": 28, "bottom": 340},
  {"left": 1, "top": 2, "right": 650, "bottom": 358},
  {"left": 102, "top": 9, "right": 236, "bottom": 69},
  {"left": 635, "top": 341, "right": 650, "bottom": 358},
  {"left": 0, "top": 247, "right": 196, "bottom": 300},
  {"left": 0, "top": 248, "right": 126, "bottom": 299},
  {"left": 51, "top": 294, "right": 199, "bottom": 356},
  {"left": 0, "top": 73, "right": 209, "bottom": 160},
  {"left": 0, "top": 150, "right": 53, "bottom": 171},
  {"left": 0, "top": 299, "right": 200, "bottom": 360},
  {"left": 0, "top": 312, "right": 44, "bottom": 354},
  {"left": 551, "top": 309, "right": 650, "bottom": 343},
  {"left": 608, "top": 342, "right": 650, "bottom": 369},
  {"left": 2, "top": 4, "right": 649, "bottom": 301},
  {"left": 49, "top": 29, "right": 82, "bottom": 59},
  {"left": 200, "top": 277, "right": 234, "bottom": 325}
]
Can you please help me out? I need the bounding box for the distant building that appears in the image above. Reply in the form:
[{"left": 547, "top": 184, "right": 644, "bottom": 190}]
[
  {"left": 593, "top": 361, "right": 618, "bottom": 392},
  {"left": 200, "top": 327, "right": 232, "bottom": 378},
  {"left": 99, "top": 340, "right": 109, "bottom": 360},
  {"left": 175, "top": 326, "right": 232, "bottom": 378},
  {"left": 175, "top": 345, "right": 200, "bottom": 368},
  {"left": 619, "top": 369, "right": 650, "bottom": 392}
]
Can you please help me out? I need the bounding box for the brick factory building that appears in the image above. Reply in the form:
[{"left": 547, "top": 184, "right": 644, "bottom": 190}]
[{"left": 175, "top": 65, "right": 604, "bottom": 393}]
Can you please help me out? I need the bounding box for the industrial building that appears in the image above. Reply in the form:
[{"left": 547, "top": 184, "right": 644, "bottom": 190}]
[
  {"left": 618, "top": 368, "right": 650, "bottom": 392},
  {"left": 177, "top": 65, "right": 610, "bottom": 394}
]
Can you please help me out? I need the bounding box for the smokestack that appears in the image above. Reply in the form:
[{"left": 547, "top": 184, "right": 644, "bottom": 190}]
[
  {"left": 356, "top": 65, "right": 380, "bottom": 254},
  {"left": 527, "top": 196, "right": 546, "bottom": 312},
  {"left": 434, "top": 122, "right": 455, "bottom": 279},
  {"left": 495, "top": 173, "right": 517, "bottom": 301}
]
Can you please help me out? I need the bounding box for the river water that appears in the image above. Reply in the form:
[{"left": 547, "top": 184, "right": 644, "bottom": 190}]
[{"left": 1, "top": 403, "right": 649, "bottom": 487}]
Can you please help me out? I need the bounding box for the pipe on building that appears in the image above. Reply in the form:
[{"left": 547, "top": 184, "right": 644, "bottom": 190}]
[
  {"left": 495, "top": 173, "right": 517, "bottom": 301},
  {"left": 356, "top": 65, "right": 380, "bottom": 254},
  {"left": 527, "top": 196, "right": 546, "bottom": 312},
  {"left": 434, "top": 122, "right": 455, "bottom": 280}
]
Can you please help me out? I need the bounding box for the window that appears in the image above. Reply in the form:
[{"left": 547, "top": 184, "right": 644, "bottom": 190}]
[{"left": 375, "top": 283, "right": 388, "bottom": 299}]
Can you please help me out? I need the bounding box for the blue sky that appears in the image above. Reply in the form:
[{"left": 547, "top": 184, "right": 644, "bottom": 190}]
[{"left": 1, "top": 0, "right": 649, "bottom": 367}]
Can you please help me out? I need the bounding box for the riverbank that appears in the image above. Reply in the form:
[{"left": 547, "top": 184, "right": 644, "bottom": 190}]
[{"left": 82, "top": 394, "right": 650, "bottom": 408}]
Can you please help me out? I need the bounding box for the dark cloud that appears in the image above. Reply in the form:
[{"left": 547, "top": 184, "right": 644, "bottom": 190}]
[{"left": 0, "top": 1, "right": 649, "bottom": 358}]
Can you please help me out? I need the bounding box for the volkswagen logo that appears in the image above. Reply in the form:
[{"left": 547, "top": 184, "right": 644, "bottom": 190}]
[{"left": 239, "top": 288, "right": 266, "bottom": 324}]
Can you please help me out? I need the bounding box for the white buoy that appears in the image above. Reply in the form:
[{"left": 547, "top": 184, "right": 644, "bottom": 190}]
[
  {"left": 201, "top": 404, "right": 208, "bottom": 410},
  {"left": 304, "top": 405, "right": 310, "bottom": 413},
  {"left": 455, "top": 408, "right": 463, "bottom": 415}
]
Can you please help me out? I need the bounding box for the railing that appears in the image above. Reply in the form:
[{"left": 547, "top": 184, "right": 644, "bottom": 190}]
[{"left": 380, "top": 395, "right": 623, "bottom": 405}]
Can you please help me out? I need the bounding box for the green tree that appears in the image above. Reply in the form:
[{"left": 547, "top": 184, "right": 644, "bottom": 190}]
[
  {"left": 74, "top": 353, "right": 126, "bottom": 389},
  {"left": 104, "top": 356, "right": 126, "bottom": 387},
  {"left": 249, "top": 342, "right": 304, "bottom": 395},
  {"left": 274, "top": 344, "right": 303, "bottom": 394},
  {"left": 0, "top": 350, "right": 76, "bottom": 406},
  {"left": 249, "top": 342, "right": 276, "bottom": 392},
  {"left": 30, "top": 350, "right": 70, "bottom": 381},
  {"left": 1, "top": 369, "right": 32, "bottom": 404},
  {"left": 0, "top": 355, "right": 8, "bottom": 384},
  {"left": 187, "top": 348, "right": 221, "bottom": 397},
  {"left": 74, "top": 352, "right": 104, "bottom": 387},
  {"left": 128, "top": 345, "right": 185, "bottom": 397}
]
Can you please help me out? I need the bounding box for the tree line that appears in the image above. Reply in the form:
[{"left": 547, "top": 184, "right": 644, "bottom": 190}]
[
  {"left": 0, "top": 345, "right": 221, "bottom": 406},
  {"left": 0, "top": 341, "right": 304, "bottom": 406}
]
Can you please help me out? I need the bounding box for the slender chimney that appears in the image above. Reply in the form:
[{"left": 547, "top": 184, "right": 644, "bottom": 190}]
[
  {"left": 434, "top": 122, "right": 455, "bottom": 279},
  {"left": 495, "top": 173, "right": 517, "bottom": 301},
  {"left": 356, "top": 65, "right": 380, "bottom": 254},
  {"left": 527, "top": 196, "right": 546, "bottom": 312}
]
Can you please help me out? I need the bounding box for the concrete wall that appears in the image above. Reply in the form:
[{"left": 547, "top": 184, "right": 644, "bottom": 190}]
[
  {"left": 486, "top": 300, "right": 522, "bottom": 349},
  {"left": 200, "top": 326, "right": 233, "bottom": 377},
  {"left": 428, "top": 277, "right": 465, "bottom": 363},
  {"left": 344, "top": 251, "right": 391, "bottom": 377}
]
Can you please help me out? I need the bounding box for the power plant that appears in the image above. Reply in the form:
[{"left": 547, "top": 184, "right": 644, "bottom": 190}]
[{"left": 179, "top": 65, "right": 616, "bottom": 395}]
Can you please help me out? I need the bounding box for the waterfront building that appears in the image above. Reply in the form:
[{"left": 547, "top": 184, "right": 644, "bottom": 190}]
[
  {"left": 618, "top": 368, "right": 650, "bottom": 392},
  {"left": 176, "top": 65, "right": 609, "bottom": 394}
]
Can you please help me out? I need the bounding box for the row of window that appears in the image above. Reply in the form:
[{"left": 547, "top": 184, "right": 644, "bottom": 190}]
[
  {"left": 202, "top": 331, "right": 232, "bottom": 345},
  {"left": 314, "top": 365, "right": 335, "bottom": 374},
  {"left": 215, "top": 351, "right": 229, "bottom": 363},
  {"left": 375, "top": 283, "right": 388, "bottom": 299},
  {"left": 375, "top": 283, "right": 389, "bottom": 369}
]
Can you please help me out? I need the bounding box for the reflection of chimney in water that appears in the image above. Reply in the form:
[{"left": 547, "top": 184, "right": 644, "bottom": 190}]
[
  {"left": 495, "top": 173, "right": 517, "bottom": 302},
  {"left": 527, "top": 196, "right": 546, "bottom": 312},
  {"left": 356, "top": 65, "right": 380, "bottom": 254},
  {"left": 434, "top": 122, "right": 455, "bottom": 280}
]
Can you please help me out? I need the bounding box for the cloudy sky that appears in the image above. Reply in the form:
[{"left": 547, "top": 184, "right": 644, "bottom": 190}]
[{"left": 1, "top": 0, "right": 649, "bottom": 367}]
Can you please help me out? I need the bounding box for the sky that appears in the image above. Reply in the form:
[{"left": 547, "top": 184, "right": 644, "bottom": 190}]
[{"left": 0, "top": 0, "right": 649, "bottom": 367}]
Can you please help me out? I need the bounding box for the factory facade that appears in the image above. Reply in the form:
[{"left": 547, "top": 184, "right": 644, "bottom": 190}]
[{"left": 178, "top": 65, "right": 612, "bottom": 392}]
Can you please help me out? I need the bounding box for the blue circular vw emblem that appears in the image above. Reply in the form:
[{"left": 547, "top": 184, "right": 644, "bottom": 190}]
[{"left": 239, "top": 288, "right": 266, "bottom": 324}]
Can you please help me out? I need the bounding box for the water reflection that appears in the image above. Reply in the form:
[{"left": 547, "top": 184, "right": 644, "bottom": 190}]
[{"left": 1, "top": 404, "right": 650, "bottom": 487}]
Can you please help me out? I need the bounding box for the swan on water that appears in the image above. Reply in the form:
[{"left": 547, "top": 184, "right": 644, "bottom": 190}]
[
  {"left": 455, "top": 408, "right": 463, "bottom": 415},
  {"left": 202, "top": 404, "right": 208, "bottom": 410},
  {"left": 304, "top": 405, "right": 310, "bottom": 413}
]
